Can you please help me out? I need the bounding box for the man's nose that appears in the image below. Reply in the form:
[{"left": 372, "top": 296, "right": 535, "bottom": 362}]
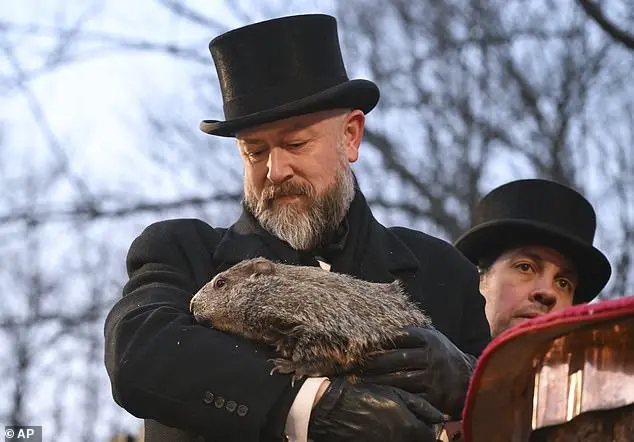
[
  {"left": 528, "top": 278, "right": 558, "bottom": 309},
  {"left": 266, "top": 147, "right": 294, "bottom": 184}
]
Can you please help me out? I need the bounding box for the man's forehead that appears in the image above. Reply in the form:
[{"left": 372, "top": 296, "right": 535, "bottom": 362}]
[
  {"left": 236, "top": 109, "right": 346, "bottom": 141},
  {"left": 237, "top": 121, "right": 309, "bottom": 144}
]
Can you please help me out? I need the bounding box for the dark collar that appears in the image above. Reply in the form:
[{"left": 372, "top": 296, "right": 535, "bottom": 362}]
[{"left": 212, "top": 189, "right": 421, "bottom": 280}]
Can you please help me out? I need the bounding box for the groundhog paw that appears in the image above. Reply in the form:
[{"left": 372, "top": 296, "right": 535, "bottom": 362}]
[
  {"left": 269, "top": 358, "right": 307, "bottom": 385},
  {"left": 269, "top": 358, "right": 295, "bottom": 375}
]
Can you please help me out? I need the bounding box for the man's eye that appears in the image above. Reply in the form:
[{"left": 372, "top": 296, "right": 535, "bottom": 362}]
[
  {"left": 557, "top": 278, "right": 573, "bottom": 291},
  {"left": 515, "top": 262, "right": 533, "bottom": 272},
  {"left": 286, "top": 141, "right": 306, "bottom": 148},
  {"left": 247, "top": 151, "right": 266, "bottom": 160}
]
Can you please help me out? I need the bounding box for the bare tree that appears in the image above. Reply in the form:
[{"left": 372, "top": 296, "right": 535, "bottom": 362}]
[{"left": 0, "top": 4, "right": 146, "bottom": 438}]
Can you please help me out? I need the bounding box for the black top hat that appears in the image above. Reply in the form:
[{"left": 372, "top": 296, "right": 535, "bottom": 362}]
[
  {"left": 199, "top": 14, "right": 380, "bottom": 137},
  {"left": 454, "top": 179, "right": 611, "bottom": 304}
]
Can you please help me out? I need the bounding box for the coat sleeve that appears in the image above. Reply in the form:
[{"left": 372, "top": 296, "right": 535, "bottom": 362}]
[
  {"left": 104, "top": 219, "right": 301, "bottom": 441},
  {"left": 396, "top": 228, "right": 491, "bottom": 358},
  {"left": 456, "top": 261, "right": 491, "bottom": 358},
  {"left": 424, "top": 233, "right": 492, "bottom": 358}
]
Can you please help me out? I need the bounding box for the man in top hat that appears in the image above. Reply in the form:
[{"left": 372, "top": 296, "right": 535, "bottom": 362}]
[
  {"left": 104, "top": 14, "right": 491, "bottom": 442},
  {"left": 435, "top": 179, "right": 613, "bottom": 442},
  {"left": 455, "top": 178, "right": 612, "bottom": 338}
]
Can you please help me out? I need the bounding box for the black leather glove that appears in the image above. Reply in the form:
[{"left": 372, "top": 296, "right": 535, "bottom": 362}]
[
  {"left": 308, "top": 378, "right": 447, "bottom": 442},
  {"left": 358, "top": 326, "right": 477, "bottom": 419}
]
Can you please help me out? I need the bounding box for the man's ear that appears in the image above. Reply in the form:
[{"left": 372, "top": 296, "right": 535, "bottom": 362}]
[
  {"left": 479, "top": 271, "right": 488, "bottom": 293},
  {"left": 342, "top": 109, "right": 365, "bottom": 163}
]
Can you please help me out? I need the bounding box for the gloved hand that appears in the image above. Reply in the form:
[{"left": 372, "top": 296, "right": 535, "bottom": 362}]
[
  {"left": 308, "top": 378, "right": 448, "bottom": 442},
  {"left": 357, "top": 326, "right": 477, "bottom": 419}
]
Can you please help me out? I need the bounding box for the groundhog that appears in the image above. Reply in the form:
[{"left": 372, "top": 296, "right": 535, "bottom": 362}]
[{"left": 189, "top": 257, "right": 431, "bottom": 381}]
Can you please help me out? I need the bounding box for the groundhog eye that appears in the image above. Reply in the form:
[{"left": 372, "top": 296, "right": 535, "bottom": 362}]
[{"left": 214, "top": 277, "right": 226, "bottom": 289}]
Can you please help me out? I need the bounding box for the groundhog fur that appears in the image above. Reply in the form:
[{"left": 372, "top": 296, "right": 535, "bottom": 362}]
[{"left": 190, "top": 257, "right": 432, "bottom": 381}]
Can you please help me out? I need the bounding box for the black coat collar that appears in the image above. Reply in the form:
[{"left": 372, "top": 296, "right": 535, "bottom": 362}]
[{"left": 212, "top": 189, "right": 421, "bottom": 282}]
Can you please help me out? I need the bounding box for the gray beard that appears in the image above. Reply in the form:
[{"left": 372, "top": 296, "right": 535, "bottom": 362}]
[{"left": 244, "top": 165, "right": 355, "bottom": 251}]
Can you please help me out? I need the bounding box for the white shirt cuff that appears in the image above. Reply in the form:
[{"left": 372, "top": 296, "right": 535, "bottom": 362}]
[{"left": 284, "top": 377, "right": 329, "bottom": 442}]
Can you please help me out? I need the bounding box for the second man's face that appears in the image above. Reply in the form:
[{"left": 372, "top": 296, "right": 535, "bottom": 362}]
[{"left": 479, "top": 245, "right": 578, "bottom": 337}]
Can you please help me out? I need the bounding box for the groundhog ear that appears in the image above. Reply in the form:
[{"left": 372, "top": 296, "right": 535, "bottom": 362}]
[{"left": 252, "top": 258, "right": 275, "bottom": 276}]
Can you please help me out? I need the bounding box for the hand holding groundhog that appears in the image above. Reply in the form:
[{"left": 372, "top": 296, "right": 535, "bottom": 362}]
[{"left": 189, "top": 257, "right": 432, "bottom": 382}]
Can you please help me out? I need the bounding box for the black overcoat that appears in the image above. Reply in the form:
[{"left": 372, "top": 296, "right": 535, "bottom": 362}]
[{"left": 104, "top": 190, "right": 491, "bottom": 442}]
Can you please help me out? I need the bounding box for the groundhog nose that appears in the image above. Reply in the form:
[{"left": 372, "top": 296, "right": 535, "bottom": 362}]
[
  {"left": 189, "top": 296, "right": 198, "bottom": 314},
  {"left": 190, "top": 294, "right": 206, "bottom": 316}
]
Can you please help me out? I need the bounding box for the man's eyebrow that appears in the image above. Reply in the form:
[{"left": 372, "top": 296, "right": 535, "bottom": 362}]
[
  {"left": 557, "top": 264, "right": 579, "bottom": 281},
  {"left": 239, "top": 139, "right": 265, "bottom": 147},
  {"left": 516, "top": 250, "right": 544, "bottom": 265}
]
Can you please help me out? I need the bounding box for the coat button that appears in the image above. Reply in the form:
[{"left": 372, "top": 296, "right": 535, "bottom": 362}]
[
  {"left": 203, "top": 391, "right": 214, "bottom": 404},
  {"left": 225, "top": 400, "right": 237, "bottom": 413},
  {"left": 236, "top": 404, "right": 248, "bottom": 417},
  {"left": 214, "top": 396, "right": 226, "bottom": 408}
]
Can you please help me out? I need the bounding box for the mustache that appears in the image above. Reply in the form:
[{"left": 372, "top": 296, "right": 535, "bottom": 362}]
[{"left": 261, "top": 180, "right": 315, "bottom": 202}]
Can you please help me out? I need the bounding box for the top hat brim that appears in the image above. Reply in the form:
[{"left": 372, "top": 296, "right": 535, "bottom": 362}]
[
  {"left": 462, "top": 295, "right": 634, "bottom": 442},
  {"left": 199, "top": 79, "right": 379, "bottom": 137},
  {"left": 454, "top": 219, "right": 611, "bottom": 304}
]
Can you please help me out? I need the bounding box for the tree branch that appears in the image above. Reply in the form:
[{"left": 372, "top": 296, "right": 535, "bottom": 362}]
[
  {"left": 0, "top": 192, "right": 242, "bottom": 225},
  {"left": 576, "top": 0, "right": 634, "bottom": 50},
  {"left": 0, "top": 35, "right": 98, "bottom": 206}
]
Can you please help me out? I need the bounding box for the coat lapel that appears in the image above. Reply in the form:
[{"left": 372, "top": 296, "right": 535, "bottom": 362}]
[{"left": 356, "top": 211, "right": 422, "bottom": 284}]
